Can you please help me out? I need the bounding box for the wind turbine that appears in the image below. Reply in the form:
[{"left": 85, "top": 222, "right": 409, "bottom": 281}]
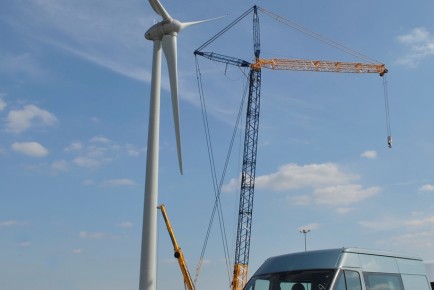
[{"left": 140, "top": 1, "right": 215, "bottom": 289}]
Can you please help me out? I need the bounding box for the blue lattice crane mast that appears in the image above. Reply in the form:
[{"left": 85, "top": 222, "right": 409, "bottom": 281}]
[
  {"left": 231, "top": 7, "right": 261, "bottom": 290},
  {"left": 196, "top": 6, "right": 262, "bottom": 290},
  {"left": 195, "top": 5, "right": 388, "bottom": 290}
]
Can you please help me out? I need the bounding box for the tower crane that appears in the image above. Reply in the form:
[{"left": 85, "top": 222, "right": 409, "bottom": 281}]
[{"left": 195, "top": 5, "right": 388, "bottom": 290}]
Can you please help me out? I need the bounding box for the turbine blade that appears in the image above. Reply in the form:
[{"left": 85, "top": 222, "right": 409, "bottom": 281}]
[
  {"left": 162, "top": 35, "right": 183, "bottom": 174},
  {"left": 148, "top": 0, "right": 172, "bottom": 22},
  {"left": 180, "top": 15, "right": 226, "bottom": 30}
]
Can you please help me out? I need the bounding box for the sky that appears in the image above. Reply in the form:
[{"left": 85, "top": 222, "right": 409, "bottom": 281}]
[{"left": 1, "top": 0, "right": 434, "bottom": 289}]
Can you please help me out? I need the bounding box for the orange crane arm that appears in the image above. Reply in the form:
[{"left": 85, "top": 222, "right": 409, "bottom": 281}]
[
  {"left": 158, "top": 204, "right": 195, "bottom": 290},
  {"left": 252, "top": 58, "right": 388, "bottom": 76}
]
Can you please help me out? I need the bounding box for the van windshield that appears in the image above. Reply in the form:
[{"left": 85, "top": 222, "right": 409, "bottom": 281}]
[{"left": 244, "top": 269, "right": 335, "bottom": 290}]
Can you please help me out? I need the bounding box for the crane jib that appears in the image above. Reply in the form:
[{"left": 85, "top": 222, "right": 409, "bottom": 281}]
[{"left": 194, "top": 5, "right": 390, "bottom": 290}]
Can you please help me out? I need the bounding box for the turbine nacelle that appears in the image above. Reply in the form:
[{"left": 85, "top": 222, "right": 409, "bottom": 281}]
[{"left": 145, "top": 19, "right": 182, "bottom": 41}]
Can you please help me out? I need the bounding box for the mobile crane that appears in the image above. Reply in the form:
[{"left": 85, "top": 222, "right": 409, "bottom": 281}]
[
  {"left": 158, "top": 204, "right": 195, "bottom": 290},
  {"left": 195, "top": 5, "right": 389, "bottom": 290}
]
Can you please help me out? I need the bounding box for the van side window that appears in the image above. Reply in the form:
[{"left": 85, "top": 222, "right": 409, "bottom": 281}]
[
  {"left": 246, "top": 278, "right": 269, "bottom": 290},
  {"left": 334, "top": 270, "right": 362, "bottom": 290},
  {"left": 334, "top": 272, "right": 346, "bottom": 290},
  {"left": 400, "top": 274, "right": 431, "bottom": 290},
  {"left": 363, "top": 273, "right": 404, "bottom": 290},
  {"left": 345, "top": 271, "right": 362, "bottom": 290}
]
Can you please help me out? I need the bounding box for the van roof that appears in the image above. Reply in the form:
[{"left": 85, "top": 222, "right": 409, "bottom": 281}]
[
  {"left": 342, "top": 247, "right": 422, "bottom": 260},
  {"left": 253, "top": 248, "right": 423, "bottom": 276}
]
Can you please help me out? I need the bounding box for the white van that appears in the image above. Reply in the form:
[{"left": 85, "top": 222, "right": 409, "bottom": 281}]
[
  {"left": 244, "top": 248, "right": 430, "bottom": 290},
  {"left": 425, "top": 261, "right": 434, "bottom": 289}
]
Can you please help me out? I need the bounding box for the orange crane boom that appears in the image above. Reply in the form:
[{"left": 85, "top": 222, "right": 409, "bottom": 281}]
[
  {"left": 158, "top": 204, "right": 195, "bottom": 290},
  {"left": 252, "top": 58, "right": 387, "bottom": 75}
]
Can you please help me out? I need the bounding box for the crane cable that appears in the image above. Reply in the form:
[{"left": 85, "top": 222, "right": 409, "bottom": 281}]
[
  {"left": 194, "top": 56, "right": 250, "bottom": 285},
  {"left": 194, "top": 55, "right": 231, "bottom": 285},
  {"left": 260, "top": 6, "right": 392, "bottom": 148},
  {"left": 258, "top": 7, "right": 381, "bottom": 65},
  {"left": 196, "top": 6, "right": 255, "bottom": 53},
  {"left": 383, "top": 74, "right": 392, "bottom": 148}
]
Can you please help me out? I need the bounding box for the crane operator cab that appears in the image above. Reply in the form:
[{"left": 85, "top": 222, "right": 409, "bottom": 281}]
[{"left": 244, "top": 248, "right": 431, "bottom": 290}]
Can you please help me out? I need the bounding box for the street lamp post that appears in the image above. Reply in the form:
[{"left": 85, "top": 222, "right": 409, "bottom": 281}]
[{"left": 299, "top": 229, "right": 311, "bottom": 251}]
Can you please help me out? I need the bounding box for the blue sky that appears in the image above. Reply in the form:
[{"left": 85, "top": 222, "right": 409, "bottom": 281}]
[{"left": 1, "top": 0, "right": 434, "bottom": 289}]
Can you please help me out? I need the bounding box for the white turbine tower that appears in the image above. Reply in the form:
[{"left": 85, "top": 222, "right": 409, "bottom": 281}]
[{"left": 140, "top": 1, "right": 215, "bottom": 290}]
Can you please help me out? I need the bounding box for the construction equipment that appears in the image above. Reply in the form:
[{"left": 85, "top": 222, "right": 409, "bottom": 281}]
[
  {"left": 158, "top": 204, "right": 195, "bottom": 290},
  {"left": 195, "top": 6, "right": 389, "bottom": 290}
]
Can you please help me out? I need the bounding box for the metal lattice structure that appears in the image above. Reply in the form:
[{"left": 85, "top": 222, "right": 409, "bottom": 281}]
[
  {"left": 232, "top": 67, "right": 261, "bottom": 290},
  {"left": 195, "top": 7, "right": 262, "bottom": 289},
  {"left": 194, "top": 5, "right": 387, "bottom": 290}
]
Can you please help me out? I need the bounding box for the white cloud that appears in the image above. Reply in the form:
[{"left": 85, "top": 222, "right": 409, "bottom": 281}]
[
  {"left": 398, "top": 27, "right": 430, "bottom": 44},
  {"left": 71, "top": 137, "right": 113, "bottom": 168},
  {"left": 90, "top": 135, "right": 111, "bottom": 144},
  {"left": 103, "top": 178, "right": 136, "bottom": 187},
  {"left": 291, "top": 195, "right": 312, "bottom": 206},
  {"left": 73, "top": 155, "right": 105, "bottom": 168},
  {"left": 0, "top": 52, "right": 48, "bottom": 80},
  {"left": 116, "top": 221, "right": 134, "bottom": 228},
  {"left": 358, "top": 218, "right": 403, "bottom": 231},
  {"left": 79, "top": 231, "right": 107, "bottom": 239},
  {"left": 86, "top": 145, "right": 109, "bottom": 158},
  {"left": 0, "top": 94, "right": 6, "bottom": 111},
  {"left": 0, "top": 220, "right": 28, "bottom": 227},
  {"left": 73, "top": 148, "right": 113, "bottom": 167},
  {"left": 125, "top": 144, "right": 144, "bottom": 157},
  {"left": 404, "top": 216, "right": 434, "bottom": 227},
  {"left": 396, "top": 27, "right": 434, "bottom": 67},
  {"left": 419, "top": 184, "right": 434, "bottom": 192},
  {"left": 51, "top": 160, "right": 69, "bottom": 171},
  {"left": 82, "top": 179, "right": 95, "bottom": 186},
  {"left": 313, "top": 184, "right": 380, "bottom": 206},
  {"left": 225, "top": 162, "right": 378, "bottom": 211},
  {"left": 390, "top": 229, "right": 434, "bottom": 249},
  {"left": 6, "top": 104, "right": 57, "bottom": 133},
  {"left": 336, "top": 207, "right": 355, "bottom": 215},
  {"left": 91, "top": 117, "right": 101, "bottom": 123},
  {"left": 222, "top": 177, "right": 240, "bottom": 193},
  {"left": 361, "top": 150, "right": 377, "bottom": 159},
  {"left": 298, "top": 223, "right": 320, "bottom": 231},
  {"left": 255, "top": 163, "right": 358, "bottom": 191},
  {"left": 360, "top": 214, "right": 434, "bottom": 250},
  {"left": 64, "top": 141, "right": 83, "bottom": 152},
  {"left": 79, "top": 231, "right": 119, "bottom": 240},
  {"left": 11, "top": 142, "right": 48, "bottom": 157},
  {"left": 19, "top": 241, "right": 32, "bottom": 247},
  {"left": 68, "top": 136, "right": 142, "bottom": 169},
  {"left": 360, "top": 214, "right": 434, "bottom": 231},
  {"left": 72, "top": 248, "right": 83, "bottom": 254}
]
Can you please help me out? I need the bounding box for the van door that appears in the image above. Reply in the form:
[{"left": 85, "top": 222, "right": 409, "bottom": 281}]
[{"left": 333, "top": 270, "right": 363, "bottom": 290}]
